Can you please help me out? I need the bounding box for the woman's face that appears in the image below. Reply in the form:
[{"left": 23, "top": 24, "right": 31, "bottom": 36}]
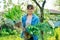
[{"left": 27, "top": 7, "right": 34, "bottom": 15}]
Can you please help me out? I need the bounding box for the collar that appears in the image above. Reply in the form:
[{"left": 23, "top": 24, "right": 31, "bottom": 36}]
[{"left": 25, "top": 14, "right": 35, "bottom": 18}]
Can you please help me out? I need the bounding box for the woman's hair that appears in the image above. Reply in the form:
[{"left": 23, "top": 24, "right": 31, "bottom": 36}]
[{"left": 27, "top": 5, "right": 34, "bottom": 9}]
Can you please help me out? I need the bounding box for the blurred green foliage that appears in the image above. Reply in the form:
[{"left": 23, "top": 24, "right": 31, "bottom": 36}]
[
  {"left": 0, "top": 24, "right": 18, "bottom": 36},
  {"left": 0, "top": 5, "right": 23, "bottom": 37},
  {"left": 3, "top": 5, "right": 23, "bottom": 22},
  {"left": 0, "top": 35, "right": 23, "bottom": 40},
  {"left": 25, "top": 21, "right": 54, "bottom": 40}
]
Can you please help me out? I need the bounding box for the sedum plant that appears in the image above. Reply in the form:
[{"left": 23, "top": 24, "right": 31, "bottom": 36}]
[{"left": 3, "top": 5, "right": 22, "bottom": 22}]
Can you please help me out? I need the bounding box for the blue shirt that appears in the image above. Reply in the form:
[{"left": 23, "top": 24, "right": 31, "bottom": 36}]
[
  {"left": 21, "top": 14, "right": 40, "bottom": 40},
  {"left": 22, "top": 14, "right": 40, "bottom": 28}
]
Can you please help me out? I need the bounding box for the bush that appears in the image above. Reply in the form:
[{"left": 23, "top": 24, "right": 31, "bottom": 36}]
[
  {"left": 3, "top": 5, "right": 23, "bottom": 22},
  {"left": 25, "top": 22, "right": 54, "bottom": 40},
  {"left": 0, "top": 24, "right": 18, "bottom": 36}
]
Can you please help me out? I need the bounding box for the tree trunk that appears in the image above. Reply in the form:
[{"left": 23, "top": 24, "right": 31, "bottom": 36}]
[
  {"left": 32, "top": 0, "right": 46, "bottom": 22},
  {"left": 40, "top": 8, "right": 44, "bottom": 22},
  {"left": 40, "top": 8, "right": 44, "bottom": 40}
]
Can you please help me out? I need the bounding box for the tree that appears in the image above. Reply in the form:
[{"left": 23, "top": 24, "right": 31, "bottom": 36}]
[
  {"left": 32, "top": 0, "right": 46, "bottom": 22},
  {"left": 32, "top": 0, "right": 46, "bottom": 40}
]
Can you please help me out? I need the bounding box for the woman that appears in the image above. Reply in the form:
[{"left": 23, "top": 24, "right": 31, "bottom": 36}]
[{"left": 22, "top": 4, "right": 40, "bottom": 40}]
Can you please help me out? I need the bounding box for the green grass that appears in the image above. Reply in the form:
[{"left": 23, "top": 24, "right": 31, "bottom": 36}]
[{"left": 0, "top": 35, "right": 23, "bottom": 40}]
